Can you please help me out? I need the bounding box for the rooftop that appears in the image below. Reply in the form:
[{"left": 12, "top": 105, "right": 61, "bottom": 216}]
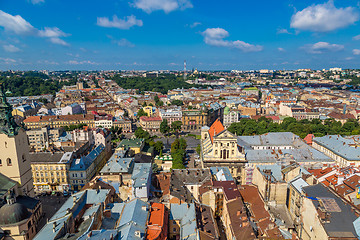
[{"left": 303, "top": 184, "right": 359, "bottom": 238}]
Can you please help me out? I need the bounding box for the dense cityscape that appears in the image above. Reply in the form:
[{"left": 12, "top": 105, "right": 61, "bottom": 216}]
[
  {"left": 4, "top": 0, "right": 360, "bottom": 239},
  {"left": 0, "top": 68, "right": 359, "bottom": 240}
]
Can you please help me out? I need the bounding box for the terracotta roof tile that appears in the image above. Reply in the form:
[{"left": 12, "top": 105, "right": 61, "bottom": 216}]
[{"left": 208, "top": 119, "right": 225, "bottom": 143}]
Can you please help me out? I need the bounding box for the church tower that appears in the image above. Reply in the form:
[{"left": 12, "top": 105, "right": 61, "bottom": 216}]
[{"left": 0, "top": 84, "right": 34, "bottom": 197}]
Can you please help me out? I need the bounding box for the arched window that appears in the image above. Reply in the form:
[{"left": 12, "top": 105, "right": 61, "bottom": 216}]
[
  {"left": 0, "top": 159, "right": 2, "bottom": 166},
  {"left": 7, "top": 158, "right": 12, "bottom": 166},
  {"left": 4, "top": 142, "right": 7, "bottom": 148}
]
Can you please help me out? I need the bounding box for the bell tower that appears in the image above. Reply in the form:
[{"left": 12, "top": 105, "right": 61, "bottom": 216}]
[{"left": 0, "top": 84, "right": 34, "bottom": 197}]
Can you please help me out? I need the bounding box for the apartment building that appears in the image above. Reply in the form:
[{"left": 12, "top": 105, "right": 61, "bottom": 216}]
[{"left": 23, "top": 114, "right": 95, "bottom": 129}]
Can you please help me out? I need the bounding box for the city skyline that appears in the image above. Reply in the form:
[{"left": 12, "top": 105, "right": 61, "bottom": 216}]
[{"left": 1, "top": 0, "right": 360, "bottom": 70}]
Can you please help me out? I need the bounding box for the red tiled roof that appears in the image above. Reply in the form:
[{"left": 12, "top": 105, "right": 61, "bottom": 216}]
[
  {"left": 343, "top": 175, "right": 360, "bottom": 190},
  {"left": 212, "top": 180, "right": 240, "bottom": 201},
  {"left": 239, "top": 185, "right": 270, "bottom": 221},
  {"left": 328, "top": 112, "right": 356, "bottom": 120},
  {"left": 335, "top": 184, "right": 354, "bottom": 196},
  {"left": 208, "top": 119, "right": 225, "bottom": 143},
  {"left": 140, "top": 116, "right": 162, "bottom": 121}
]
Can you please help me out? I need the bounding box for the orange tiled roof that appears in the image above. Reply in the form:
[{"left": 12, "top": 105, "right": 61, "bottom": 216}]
[
  {"left": 308, "top": 167, "right": 333, "bottom": 178},
  {"left": 23, "top": 114, "right": 94, "bottom": 123},
  {"left": 324, "top": 174, "right": 338, "bottom": 186},
  {"left": 146, "top": 202, "right": 167, "bottom": 240},
  {"left": 208, "top": 119, "right": 225, "bottom": 143},
  {"left": 304, "top": 134, "right": 314, "bottom": 145}
]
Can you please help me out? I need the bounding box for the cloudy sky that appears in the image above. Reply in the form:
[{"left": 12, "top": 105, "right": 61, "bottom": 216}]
[{"left": 1, "top": 0, "right": 360, "bottom": 70}]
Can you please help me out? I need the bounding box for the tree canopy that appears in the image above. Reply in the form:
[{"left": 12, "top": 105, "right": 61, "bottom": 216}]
[
  {"left": 227, "top": 117, "right": 360, "bottom": 139},
  {"left": 171, "top": 138, "right": 187, "bottom": 169},
  {"left": 112, "top": 74, "right": 200, "bottom": 94}
]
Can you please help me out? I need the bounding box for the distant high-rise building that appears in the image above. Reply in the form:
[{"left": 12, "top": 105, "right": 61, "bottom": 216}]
[{"left": 0, "top": 84, "right": 34, "bottom": 197}]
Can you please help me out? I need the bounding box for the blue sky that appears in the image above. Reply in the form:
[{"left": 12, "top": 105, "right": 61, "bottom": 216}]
[{"left": 1, "top": 0, "right": 360, "bottom": 70}]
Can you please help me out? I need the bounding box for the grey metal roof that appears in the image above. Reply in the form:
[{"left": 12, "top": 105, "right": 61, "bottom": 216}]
[
  {"left": 100, "top": 152, "right": 134, "bottom": 174},
  {"left": 131, "top": 163, "right": 151, "bottom": 188},
  {"left": 210, "top": 167, "right": 234, "bottom": 181},
  {"left": 289, "top": 178, "right": 309, "bottom": 193},
  {"left": 302, "top": 184, "right": 359, "bottom": 238},
  {"left": 170, "top": 203, "right": 199, "bottom": 240},
  {"left": 313, "top": 135, "right": 360, "bottom": 161}
]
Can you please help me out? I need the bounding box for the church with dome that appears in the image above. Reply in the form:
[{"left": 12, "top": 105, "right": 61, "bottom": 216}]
[{"left": 0, "top": 172, "right": 42, "bottom": 240}]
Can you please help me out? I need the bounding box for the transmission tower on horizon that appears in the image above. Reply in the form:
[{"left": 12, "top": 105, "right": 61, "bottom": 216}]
[{"left": 184, "top": 60, "right": 187, "bottom": 81}]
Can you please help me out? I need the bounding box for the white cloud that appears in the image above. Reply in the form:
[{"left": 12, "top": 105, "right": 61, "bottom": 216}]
[
  {"left": 291, "top": 1, "right": 359, "bottom": 32},
  {"left": 202, "top": 28, "right": 263, "bottom": 52},
  {"left": 278, "top": 47, "right": 285, "bottom": 52},
  {"left": 49, "top": 37, "right": 69, "bottom": 46},
  {"left": 113, "top": 38, "right": 135, "bottom": 47},
  {"left": 190, "top": 22, "right": 201, "bottom": 28},
  {"left": 3, "top": 44, "right": 20, "bottom": 52},
  {"left": 353, "top": 49, "right": 360, "bottom": 55},
  {"left": 277, "top": 28, "right": 290, "bottom": 34},
  {"left": 97, "top": 15, "right": 143, "bottom": 30},
  {"left": 0, "top": 57, "right": 17, "bottom": 64},
  {"left": 38, "top": 27, "right": 68, "bottom": 38},
  {"left": 0, "top": 10, "right": 36, "bottom": 35},
  {"left": 303, "top": 41, "right": 344, "bottom": 53},
  {"left": 353, "top": 34, "right": 360, "bottom": 40},
  {"left": 0, "top": 10, "right": 70, "bottom": 46},
  {"left": 132, "top": 0, "right": 193, "bottom": 13},
  {"left": 30, "top": 0, "right": 45, "bottom": 4},
  {"left": 67, "top": 60, "right": 97, "bottom": 65}
]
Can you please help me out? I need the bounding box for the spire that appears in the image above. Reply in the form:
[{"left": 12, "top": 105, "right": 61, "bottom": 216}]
[{"left": 0, "top": 83, "right": 20, "bottom": 136}]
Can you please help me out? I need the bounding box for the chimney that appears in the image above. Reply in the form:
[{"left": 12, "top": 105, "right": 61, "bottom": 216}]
[
  {"left": 237, "top": 210, "right": 241, "bottom": 216},
  {"left": 52, "top": 222, "right": 56, "bottom": 232},
  {"left": 73, "top": 196, "right": 77, "bottom": 204},
  {"left": 87, "top": 231, "right": 92, "bottom": 238}
]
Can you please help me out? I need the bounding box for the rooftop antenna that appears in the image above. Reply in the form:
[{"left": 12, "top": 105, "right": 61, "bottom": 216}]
[{"left": 184, "top": 60, "right": 187, "bottom": 81}]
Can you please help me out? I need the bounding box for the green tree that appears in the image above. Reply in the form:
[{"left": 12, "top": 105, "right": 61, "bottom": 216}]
[
  {"left": 171, "top": 100, "right": 183, "bottom": 106},
  {"left": 171, "top": 121, "right": 182, "bottom": 135},
  {"left": 134, "top": 127, "right": 150, "bottom": 140},
  {"left": 137, "top": 108, "right": 148, "bottom": 118},
  {"left": 160, "top": 119, "right": 170, "bottom": 135},
  {"left": 154, "top": 141, "right": 164, "bottom": 156},
  {"left": 196, "top": 144, "right": 201, "bottom": 156}
]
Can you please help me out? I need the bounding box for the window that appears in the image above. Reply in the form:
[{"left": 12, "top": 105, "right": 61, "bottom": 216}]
[
  {"left": 7, "top": 158, "right": 12, "bottom": 166},
  {"left": 215, "top": 150, "right": 218, "bottom": 155},
  {"left": 0, "top": 159, "right": 2, "bottom": 166}
]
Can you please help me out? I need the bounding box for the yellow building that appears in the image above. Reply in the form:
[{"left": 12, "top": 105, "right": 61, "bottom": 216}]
[
  {"left": 30, "top": 152, "right": 72, "bottom": 193},
  {"left": 182, "top": 109, "right": 208, "bottom": 131},
  {"left": 139, "top": 116, "right": 162, "bottom": 133},
  {"left": 0, "top": 87, "right": 34, "bottom": 197},
  {"left": 142, "top": 106, "right": 156, "bottom": 117},
  {"left": 116, "top": 139, "right": 144, "bottom": 154}
]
